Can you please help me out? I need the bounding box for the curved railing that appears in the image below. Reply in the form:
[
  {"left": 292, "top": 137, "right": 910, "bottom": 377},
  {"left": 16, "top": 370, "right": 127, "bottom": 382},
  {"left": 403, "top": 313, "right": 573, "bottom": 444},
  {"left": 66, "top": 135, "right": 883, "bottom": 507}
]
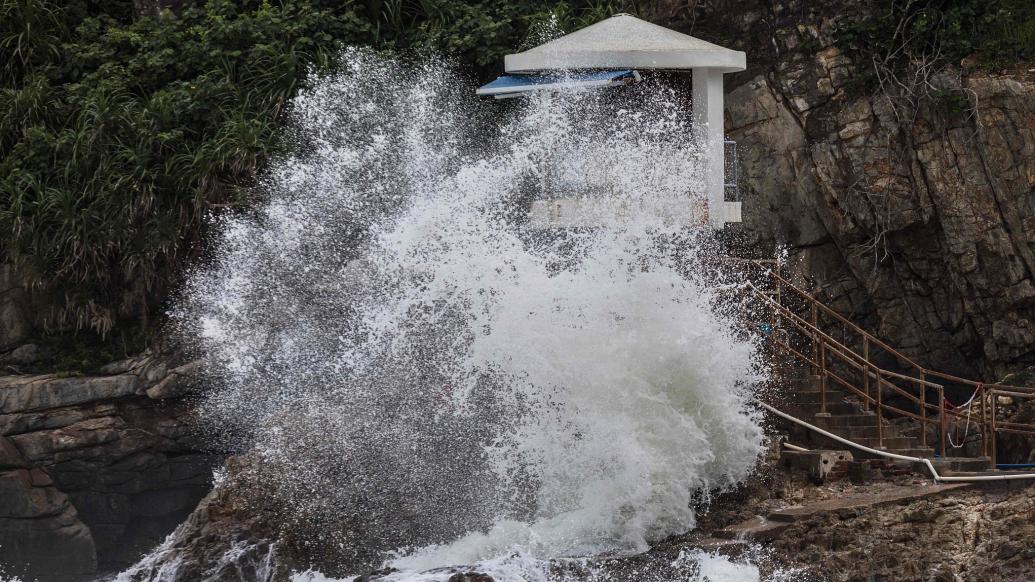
[{"left": 722, "top": 259, "right": 1035, "bottom": 466}]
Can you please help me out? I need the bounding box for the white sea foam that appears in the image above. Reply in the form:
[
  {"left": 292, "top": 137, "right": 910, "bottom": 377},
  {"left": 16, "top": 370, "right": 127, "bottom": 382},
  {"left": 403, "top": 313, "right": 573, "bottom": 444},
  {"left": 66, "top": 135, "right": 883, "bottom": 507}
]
[{"left": 163, "top": 50, "right": 768, "bottom": 581}]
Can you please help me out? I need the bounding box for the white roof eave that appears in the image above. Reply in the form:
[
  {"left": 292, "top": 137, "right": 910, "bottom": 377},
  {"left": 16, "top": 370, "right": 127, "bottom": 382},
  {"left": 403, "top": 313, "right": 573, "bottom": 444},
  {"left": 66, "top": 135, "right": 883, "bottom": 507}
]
[
  {"left": 503, "top": 14, "right": 746, "bottom": 74},
  {"left": 504, "top": 49, "right": 746, "bottom": 74}
]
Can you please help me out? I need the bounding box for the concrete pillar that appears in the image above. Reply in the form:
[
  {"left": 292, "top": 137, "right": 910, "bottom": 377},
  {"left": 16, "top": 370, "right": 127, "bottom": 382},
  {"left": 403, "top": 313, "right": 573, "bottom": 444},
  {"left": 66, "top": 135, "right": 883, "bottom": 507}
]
[{"left": 692, "top": 68, "right": 735, "bottom": 229}]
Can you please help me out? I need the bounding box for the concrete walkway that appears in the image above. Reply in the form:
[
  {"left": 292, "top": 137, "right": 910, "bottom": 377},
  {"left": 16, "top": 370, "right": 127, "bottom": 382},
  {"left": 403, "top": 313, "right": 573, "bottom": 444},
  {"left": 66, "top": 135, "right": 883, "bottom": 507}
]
[{"left": 712, "top": 483, "right": 972, "bottom": 543}]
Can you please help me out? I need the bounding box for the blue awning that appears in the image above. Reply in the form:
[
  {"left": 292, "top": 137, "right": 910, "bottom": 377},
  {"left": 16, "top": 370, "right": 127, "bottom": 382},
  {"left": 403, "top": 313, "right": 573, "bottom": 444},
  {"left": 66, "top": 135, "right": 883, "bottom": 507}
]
[{"left": 476, "top": 70, "right": 641, "bottom": 99}]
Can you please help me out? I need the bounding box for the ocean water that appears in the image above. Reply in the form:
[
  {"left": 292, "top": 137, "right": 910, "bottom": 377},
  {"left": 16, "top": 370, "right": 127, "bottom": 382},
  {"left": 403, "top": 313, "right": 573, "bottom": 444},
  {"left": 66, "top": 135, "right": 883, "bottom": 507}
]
[{"left": 136, "top": 50, "right": 773, "bottom": 581}]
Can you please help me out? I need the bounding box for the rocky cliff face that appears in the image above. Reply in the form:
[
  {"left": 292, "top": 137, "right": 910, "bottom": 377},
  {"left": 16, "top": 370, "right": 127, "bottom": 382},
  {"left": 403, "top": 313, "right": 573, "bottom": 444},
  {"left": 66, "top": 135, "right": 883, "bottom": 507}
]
[
  {"left": 663, "top": 0, "right": 1035, "bottom": 379},
  {"left": 0, "top": 355, "right": 219, "bottom": 581}
]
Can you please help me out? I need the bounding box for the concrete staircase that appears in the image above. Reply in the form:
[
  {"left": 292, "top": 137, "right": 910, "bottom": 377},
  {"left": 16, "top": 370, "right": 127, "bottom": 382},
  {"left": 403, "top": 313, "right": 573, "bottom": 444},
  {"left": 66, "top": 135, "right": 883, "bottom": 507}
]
[
  {"left": 738, "top": 261, "right": 1035, "bottom": 473},
  {"left": 777, "top": 373, "right": 992, "bottom": 472}
]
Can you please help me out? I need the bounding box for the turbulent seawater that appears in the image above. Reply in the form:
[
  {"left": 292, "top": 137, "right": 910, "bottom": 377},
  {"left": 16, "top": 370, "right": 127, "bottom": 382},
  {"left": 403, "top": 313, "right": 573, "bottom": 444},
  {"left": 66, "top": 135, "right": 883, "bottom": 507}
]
[{"left": 150, "top": 50, "right": 772, "bottom": 581}]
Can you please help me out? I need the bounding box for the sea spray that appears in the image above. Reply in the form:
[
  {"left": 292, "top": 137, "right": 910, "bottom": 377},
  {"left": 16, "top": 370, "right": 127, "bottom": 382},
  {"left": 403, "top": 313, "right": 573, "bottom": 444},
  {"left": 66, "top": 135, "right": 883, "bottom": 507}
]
[{"left": 166, "top": 49, "right": 766, "bottom": 579}]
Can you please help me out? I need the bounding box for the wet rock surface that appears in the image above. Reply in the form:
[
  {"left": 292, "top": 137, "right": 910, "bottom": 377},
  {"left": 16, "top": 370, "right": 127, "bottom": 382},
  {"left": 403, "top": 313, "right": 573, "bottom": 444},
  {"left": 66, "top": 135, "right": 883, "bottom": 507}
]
[
  {"left": 679, "top": 451, "right": 1035, "bottom": 582},
  {"left": 769, "top": 482, "right": 1035, "bottom": 581},
  {"left": 0, "top": 354, "right": 220, "bottom": 580},
  {"left": 117, "top": 483, "right": 287, "bottom": 582},
  {"left": 116, "top": 455, "right": 357, "bottom": 582}
]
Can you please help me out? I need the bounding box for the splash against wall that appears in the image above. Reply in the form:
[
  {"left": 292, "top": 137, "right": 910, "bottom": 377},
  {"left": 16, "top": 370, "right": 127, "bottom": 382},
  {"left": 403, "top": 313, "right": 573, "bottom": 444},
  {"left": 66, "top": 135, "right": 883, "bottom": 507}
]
[{"left": 172, "top": 50, "right": 766, "bottom": 579}]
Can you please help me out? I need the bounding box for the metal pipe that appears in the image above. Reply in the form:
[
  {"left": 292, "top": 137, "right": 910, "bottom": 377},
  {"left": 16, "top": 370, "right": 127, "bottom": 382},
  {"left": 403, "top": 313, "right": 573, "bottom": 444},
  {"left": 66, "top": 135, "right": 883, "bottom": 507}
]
[{"left": 924, "top": 369, "right": 1035, "bottom": 394}]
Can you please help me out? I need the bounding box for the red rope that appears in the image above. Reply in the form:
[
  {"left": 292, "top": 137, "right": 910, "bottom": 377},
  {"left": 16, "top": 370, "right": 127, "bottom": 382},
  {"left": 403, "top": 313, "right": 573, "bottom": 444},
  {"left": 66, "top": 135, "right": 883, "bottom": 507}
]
[{"left": 944, "top": 383, "right": 983, "bottom": 411}]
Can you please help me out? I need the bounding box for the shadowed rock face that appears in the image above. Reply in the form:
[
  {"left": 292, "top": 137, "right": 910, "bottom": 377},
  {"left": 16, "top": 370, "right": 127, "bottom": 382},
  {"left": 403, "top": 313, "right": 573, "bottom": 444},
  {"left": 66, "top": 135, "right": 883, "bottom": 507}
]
[
  {"left": 0, "top": 464, "right": 96, "bottom": 581},
  {"left": 0, "top": 266, "right": 31, "bottom": 353},
  {"left": 662, "top": 0, "right": 1035, "bottom": 379},
  {"left": 0, "top": 355, "right": 220, "bottom": 580}
]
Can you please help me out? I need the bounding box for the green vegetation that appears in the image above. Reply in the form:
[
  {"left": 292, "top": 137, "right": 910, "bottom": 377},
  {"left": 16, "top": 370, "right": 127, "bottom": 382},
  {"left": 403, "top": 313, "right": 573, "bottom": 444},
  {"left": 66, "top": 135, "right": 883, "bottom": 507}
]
[
  {"left": 0, "top": 0, "right": 645, "bottom": 341},
  {"left": 838, "top": 0, "right": 1035, "bottom": 93},
  {"left": 40, "top": 326, "right": 151, "bottom": 374},
  {"left": 838, "top": 0, "right": 1035, "bottom": 68}
]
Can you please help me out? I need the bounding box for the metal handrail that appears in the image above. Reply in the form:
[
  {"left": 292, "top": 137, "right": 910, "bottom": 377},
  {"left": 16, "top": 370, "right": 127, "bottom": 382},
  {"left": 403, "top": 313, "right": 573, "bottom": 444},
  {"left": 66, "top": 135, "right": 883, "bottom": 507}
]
[
  {"left": 730, "top": 261, "right": 1035, "bottom": 466},
  {"left": 756, "top": 261, "right": 1035, "bottom": 394}
]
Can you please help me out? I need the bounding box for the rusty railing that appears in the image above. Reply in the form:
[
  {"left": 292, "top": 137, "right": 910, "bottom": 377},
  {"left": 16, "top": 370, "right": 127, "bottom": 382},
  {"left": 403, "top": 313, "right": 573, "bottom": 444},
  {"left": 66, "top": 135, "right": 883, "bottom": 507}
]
[{"left": 721, "top": 259, "right": 1035, "bottom": 466}]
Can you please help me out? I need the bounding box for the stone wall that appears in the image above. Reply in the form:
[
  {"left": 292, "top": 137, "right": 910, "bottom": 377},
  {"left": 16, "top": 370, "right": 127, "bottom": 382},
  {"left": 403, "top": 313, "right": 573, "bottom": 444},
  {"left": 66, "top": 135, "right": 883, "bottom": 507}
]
[
  {"left": 661, "top": 0, "right": 1035, "bottom": 379},
  {"left": 0, "top": 355, "right": 219, "bottom": 581}
]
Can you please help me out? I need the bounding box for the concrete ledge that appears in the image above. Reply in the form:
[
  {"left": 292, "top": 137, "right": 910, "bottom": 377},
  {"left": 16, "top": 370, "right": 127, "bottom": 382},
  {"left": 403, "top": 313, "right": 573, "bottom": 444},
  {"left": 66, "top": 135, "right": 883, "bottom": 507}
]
[{"left": 781, "top": 449, "right": 853, "bottom": 483}]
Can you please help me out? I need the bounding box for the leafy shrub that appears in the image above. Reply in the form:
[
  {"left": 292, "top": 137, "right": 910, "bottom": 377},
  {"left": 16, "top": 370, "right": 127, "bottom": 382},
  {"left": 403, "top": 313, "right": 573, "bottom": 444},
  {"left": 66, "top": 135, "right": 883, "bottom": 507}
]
[
  {"left": 0, "top": 0, "right": 646, "bottom": 338},
  {"left": 837, "top": 0, "right": 1035, "bottom": 94}
]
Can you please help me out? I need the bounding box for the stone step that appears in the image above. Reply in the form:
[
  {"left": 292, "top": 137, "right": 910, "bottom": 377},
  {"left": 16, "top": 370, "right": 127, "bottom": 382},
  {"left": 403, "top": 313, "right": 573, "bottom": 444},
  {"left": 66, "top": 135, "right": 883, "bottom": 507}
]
[
  {"left": 929, "top": 457, "right": 993, "bottom": 472},
  {"left": 935, "top": 469, "right": 1028, "bottom": 479},
  {"left": 786, "top": 402, "right": 861, "bottom": 416},
  {"left": 812, "top": 413, "right": 880, "bottom": 428},
  {"left": 830, "top": 425, "right": 904, "bottom": 440},
  {"left": 808, "top": 434, "right": 917, "bottom": 451},
  {"left": 852, "top": 436, "right": 918, "bottom": 449},
  {"left": 781, "top": 390, "right": 849, "bottom": 404},
  {"left": 887, "top": 447, "right": 936, "bottom": 458},
  {"left": 848, "top": 447, "right": 935, "bottom": 461},
  {"left": 779, "top": 376, "right": 822, "bottom": 389}
]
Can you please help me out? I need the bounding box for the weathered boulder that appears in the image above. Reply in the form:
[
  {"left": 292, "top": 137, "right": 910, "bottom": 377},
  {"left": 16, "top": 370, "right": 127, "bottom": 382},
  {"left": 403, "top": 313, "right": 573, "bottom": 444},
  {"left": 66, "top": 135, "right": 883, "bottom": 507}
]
[{"left": 0, "top": 344, "right": 48, "bottom": 370}]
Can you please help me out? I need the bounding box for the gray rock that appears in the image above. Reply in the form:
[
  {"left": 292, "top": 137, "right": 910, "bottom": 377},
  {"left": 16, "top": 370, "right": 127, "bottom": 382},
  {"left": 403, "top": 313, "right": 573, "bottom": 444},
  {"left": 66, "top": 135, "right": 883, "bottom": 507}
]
[
  {"left": 0, "top": 401, "right": 119, "bottom": 437},
  {"left": 0, "top": 374, "right": 142, "bottom": 414},
  {"left": 0, "top": 436, "right": 26, "bottom": 469},
  {"left": 147, "top": 360, "right": 203, "bottom": 400},
  {"left": 117, "top": 487, "right": 287, "bottom": 582},
  {"left": 0, "top": 344, "right": 48, "bottom": 368}
]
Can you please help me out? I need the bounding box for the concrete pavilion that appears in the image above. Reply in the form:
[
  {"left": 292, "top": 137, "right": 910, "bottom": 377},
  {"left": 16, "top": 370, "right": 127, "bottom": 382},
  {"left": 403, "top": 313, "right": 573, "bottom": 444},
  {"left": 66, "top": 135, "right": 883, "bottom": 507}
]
[{"left": 478, "top": 14, "right": 745, "bottom": 229}]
